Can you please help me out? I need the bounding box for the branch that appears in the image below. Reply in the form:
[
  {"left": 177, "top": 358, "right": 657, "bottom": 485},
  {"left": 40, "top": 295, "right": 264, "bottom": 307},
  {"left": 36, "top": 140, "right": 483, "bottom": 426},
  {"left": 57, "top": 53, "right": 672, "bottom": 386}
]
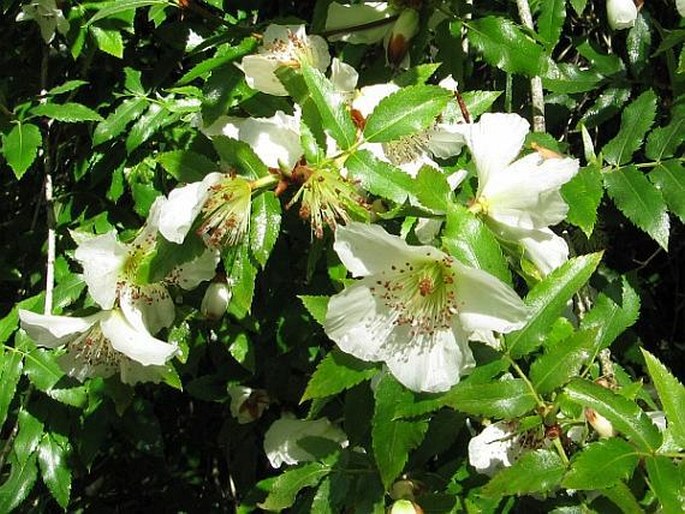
[
  {"left": 40, "top": 46, "right": 55, "bottom": 315},
  {"left": 515, "top": 0, "right": 546, "bottom": 132}
]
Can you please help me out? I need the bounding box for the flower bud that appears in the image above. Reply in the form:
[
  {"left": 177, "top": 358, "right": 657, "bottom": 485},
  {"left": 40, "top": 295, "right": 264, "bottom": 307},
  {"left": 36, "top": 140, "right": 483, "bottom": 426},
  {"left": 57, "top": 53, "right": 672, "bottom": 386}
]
[
  {"left": 201, "top": 281, "right": 231, "bottom": 320},
  {"left": 585, "top": 408, "right": 616, "bottom": 438},
  {"left": 388, "top": 499, "right": 424, "bottom": 514},
  {"left": 228, "top": 386, "right": 270, "bottom": 424},
  {"left": 390, "top": 479, "right": 417, "bottom": 501},
  {"left": 606, "top": 0, "right": 638, "bottom": 30},
  {"left": 386, "top": 9, "right": 420, "bottom": 66}
]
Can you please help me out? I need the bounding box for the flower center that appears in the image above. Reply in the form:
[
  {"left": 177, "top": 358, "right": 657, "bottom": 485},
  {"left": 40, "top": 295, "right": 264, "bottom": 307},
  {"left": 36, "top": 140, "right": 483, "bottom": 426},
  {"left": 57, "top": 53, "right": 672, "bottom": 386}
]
[
  {"left": 383, "top": 132, "right": 430, "bottom": 166},
  {"left": 263, "top": 30, "right": 309, "bottom": 66},
  {"left": 370, "top": 255, "right": 460, "bottom": 337},
  {"left": 66, "top": 324, "right": 120, "bottom": 378},
  {"left": 197, "top": 175, "right": 252, "bottom": 248}
]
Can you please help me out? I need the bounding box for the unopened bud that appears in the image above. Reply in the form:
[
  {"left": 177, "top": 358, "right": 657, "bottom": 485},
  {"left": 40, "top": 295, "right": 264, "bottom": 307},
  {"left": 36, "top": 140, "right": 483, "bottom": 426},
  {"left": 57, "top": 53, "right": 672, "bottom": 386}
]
[
  {"left": 606, "top": 0, "right": 638, "bottom": 30},
  {"left": 228, "top": 386, "right": 270, "bottom": 424},
  {"left": 386, "top": 9, "right": 419, "bottom": 66},
  {"left": 585, "top": 408, "right": 615, "bottom": 438},
  {"left": 390, "top": 479, "right": 417, "bottom": 501},
  {"left": 201, "top": 281, "right": 231, "bottom": 320},
  {"left": 389, "top": 499, "right": 424, "bottom": 514}
]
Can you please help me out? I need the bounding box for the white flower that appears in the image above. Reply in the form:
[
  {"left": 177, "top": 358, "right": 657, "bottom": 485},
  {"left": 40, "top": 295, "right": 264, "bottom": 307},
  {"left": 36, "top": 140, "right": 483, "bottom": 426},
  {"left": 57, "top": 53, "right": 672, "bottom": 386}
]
[
  {"left": 323, "top": 223, "right": 528, "bottom": 393},
  {"left": 264, "top": 416, "right": 348, "bottom": 468},
  {"left": 678, "top": 0, "right": 685, "bottom": 17},
  {"left": 158, "top": 172, "right": 253, "bottom": 248},
  {"left": 18, "top": 308, "right": 177, "bottom": 385},
  {"left": 201, "top": 109, "right": 303, "bottom": 171},
  {"left": 75, "top": 198, "right": 218, "bottom": 332},
  {"left": 228, "top": 385, "right": 270, "bottom": 424},
  {"left": 15, "top": 0, "right": 69, "bottom": 43},
  {"left": 240, "top": 24, "right": 330, "bottom": 96},
  {"left": 468, "top": 421, "right": 521, "bottom": 476},
  {"left": 352, "top": 79, "right": 466, "bottom": 177},
  {"left": 329, "top": 57, "right": 359, "bottom": 97},
  {"left": 606, "top": 0, "right": 638, "bottom": 30},
  {"left": 463, "top": 113, "right": 579, "bottom": 276}
]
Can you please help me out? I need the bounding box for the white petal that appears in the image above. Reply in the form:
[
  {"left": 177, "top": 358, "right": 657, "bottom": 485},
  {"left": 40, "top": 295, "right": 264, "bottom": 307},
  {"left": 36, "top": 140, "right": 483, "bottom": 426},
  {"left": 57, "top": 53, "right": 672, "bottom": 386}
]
[
  {"left": 307, "top": 34, "right": 332, "bottom": 71},
  {"left": 453, "top": 261, "right": 528, "bottom": 335},
  {"left": 467, "top": 113, "right": 529, "bottom": 191},
  {"left": 158, "top": 173, "right": 222, "bottom": 244},
  {"left": 352, "top": 83, "right": 400, "bottom": 118},
  {"left": 201, "top": 115, "right": 241, "bottom": 138},
  {"left": 118, "top": 360, "right": 167, "bottom": 385},
  {"left": 678, "top": 0, "right": 685, "bottom": 17},
  {"left": 237, "top": 111, "right": 303, "bottom": 170},
  {"left": 468, "top": 421, "right": 519, "bottom": 476},
  {"left": 169, "top": 249, "right": 219, "bottom": 290},
  {"left": 333, "top": 222, "right": 442, "bottom": 277},
  {"left": 100, "top": 309, "right": 177, "bottom": 366},
  {"left": 325, "top": 2, "right": 394, "bottom": 43},
  {"left": 426, "top": 122, "right": 467, "bottom": 160},
  {"left": 414, "top": 218, "right": 443, "bottom": 244},
  {"left": 119, "top": 284, "right": 176, "bottom": 335},
  {"left": 518, "top": 227, "right": 569, "bottom": 276},
  {"left": 74, "top": 231, "right": 128, "bottom": 310},
  {"left": 264, "top": 417, "right": 347, "bottom": 468},
  {"left": 607, "top": 0, "right": 638, "bottom": 30},
  {"left": 19, "top": 310, "right": 102, "bottom": 347},
  {"left": 330, "top": 57, "right": 359, "bottom": 93},
  {"left": 385, "top": 326, "right": 474, "bottom": 392},
  {"left": 240, "top": 54, "right": 288, "bottom": 96}
]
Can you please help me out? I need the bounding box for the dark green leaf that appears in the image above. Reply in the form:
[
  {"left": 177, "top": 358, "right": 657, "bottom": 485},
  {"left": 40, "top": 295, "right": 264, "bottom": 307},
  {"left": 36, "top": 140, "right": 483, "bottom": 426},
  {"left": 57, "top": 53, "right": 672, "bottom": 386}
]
[
  {"left": 562, "top": 439, "right": 638, "bottom": 490},
  {"left": 604, "top": 165, "right": 669, "bottom": 250},
  {"left": 0, "top": 452, "right": 38, "bottom": 513},
  {"left": 249, "top": 192, "right": 281, "bottom": 268},
  {"left": 641, "top": 349, "right": 685, "bottom": 449},
  {"left": 157, "top": 150, "right": 217, "bottom": 183},
  {"left": 86, "top": 0, "right": 169, "bottom": 25},
  {"left": 14, "top": 409, "right": 43, "bottom": 465},
  {"left": 393, "top": 63, "right": 442, "bottom": 87},
  {"left": 52, "top": 274, "right": 86, "bottom": 312},
  {"left": 363, "top": 85, "right": 451, "bottom": 143},
  {"left": 466, "top": 16, "right": 547, "bottom": 77},
  {"left": 565, "top": 378, "right": 662, "bottom": 451},
  {"left": 201, "top": 65, "right": 243, "bottom": 126},
  {"left": 31, "top": 102, "right": 103, "bottom": 122},
  {"left": 562, "top": 164, "right": 604, "bottom": 237},
  {"left": 602, "top": 90, "right": 657, "bottom": 166},
  {"left": 599, "top": 481, "right": 643, "bottom": 514},
  {"left": 645, "top": 107, "right": 685, "bottom": 161},
  {"left": 440, "top": 379, "right": 537, "bottom": 418},
  {"left": 538, "top": 0, "right": 566, "bottom": 47},
  {"left": 530, "top": 329, "right": 596, "bottom": 394},
  {"left": 258, "top": 462, "right": 331, "bottom": 511},
  {"left": 506, "top": 253, "right": 602, "bottom": 357},
  {"left": 3, "top": 122, "right": 42, "bottom": 179},
  {"left": 38, "top": 433, "right": 71, "bottom": 509},
  {"left": 645, "top": 456, "right": 685, "bottom": 514},
  {"left": 345, "top": 149, "right": 414, "bottom": 204},
  {"left": 442, "top": 206, "right": 511, "bottom": 285},
  {"left": 225, "top": 243, "right": 258, "bottom": 319},
  {"left": 125, "top": 103, "right": 172, "bottom": 153},
  {"left": 23, "top": 348, "right": 64, "bottom": 392},
  {"left": 302, "top": 350, "right": 377, "bottom": 401},
  {"left": 93, "top": 97, "right": 148, "bottom": 147},
  {"left": 650, "top": 160, "right": 685, "bottom": 223},
  {"left": 0, "top": 347, "right": 23, "bottom": 427},
  {"left": 372, "top": 374, "right": 428, "bottom": 488},
  {"left": 124, "top": 67, "right": 145, "bottom": 95},
  {"left": 626, "top": 14, "right": 651, "bottom": 75},
  {"left": 302, "top": 65, "right": 356, "bottom": 150},
  {"left": 177, "top": 38, "right": 257, "bottom": 86},
  {"left": 544, "top": 62, "right": 605, "bottom": 94},
  {"left": 212, "top": 136, "right": 268, "bottom": 179},
  {"left": 579, "top": 88, "right": 631, "bottom": 129},
  {"left": 483, "top": 450, "right": 565, "bottom": 497},
  {"left": 299, "top": 295, "right": 329, "bottom": 327}
]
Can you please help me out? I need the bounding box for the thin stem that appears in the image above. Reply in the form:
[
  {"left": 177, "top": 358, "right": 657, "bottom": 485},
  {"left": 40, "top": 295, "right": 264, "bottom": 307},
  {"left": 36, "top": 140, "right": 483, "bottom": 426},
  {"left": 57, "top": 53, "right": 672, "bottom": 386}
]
[
  {"left": 504, "top": 354, "right": 545, "bottom": 409},
  {"left": 40, "top": 45, "right": 55, "bottom": 316},
  {"left": 515, "top": 0, "right": 546, "bottom": 132},
  {"left": 552, "top": 437, "right": 570, "bottom": 465}
]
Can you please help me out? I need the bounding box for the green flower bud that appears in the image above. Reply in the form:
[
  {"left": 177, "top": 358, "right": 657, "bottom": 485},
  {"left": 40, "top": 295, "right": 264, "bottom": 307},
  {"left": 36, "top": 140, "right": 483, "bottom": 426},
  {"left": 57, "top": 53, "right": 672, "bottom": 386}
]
[{"left": 201, "top": 281, "right": 231, "bottom": 320}]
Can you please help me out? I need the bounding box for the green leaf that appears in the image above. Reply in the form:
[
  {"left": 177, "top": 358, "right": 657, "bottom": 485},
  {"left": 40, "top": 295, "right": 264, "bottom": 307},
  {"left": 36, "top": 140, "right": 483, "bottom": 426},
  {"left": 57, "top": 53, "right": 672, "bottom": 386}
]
[
  {"left": 213, "top": 136, "right": 268, "bottom": 179},
  {"left": 372, "top": 374, "right": 429, "bottom": 488},
  {"left": 506, "top": 253, "right": 602, "bottom": 357},
  {"left": 345, "top": 149, "right": 414, "bottom": 204},
  {"left": 302, "top": 65, "right": 356, "bottom": 150},
  {"left": 157, "top": 150, "right": 217, "bottom": 183},
  {"left": 626, "top": 14, "right": 651, "bottom": 75},
  {"left": 93, "top": 97, "right": 148, "bottom": 146},
  {"left": 90, "top": 25, "right": 124, "bottom": 58},
  {"left": 645, "top": 456, "right": 685, "bottom": 514},
  {"left": 86, "top": 0, "right": 169, "bottom": 26},
  {"left": 442, "top": 206, "right": 511, "bottom": 285},
  {"left": 650, "top": 160, "right": 685, "bottom": 223},
  {"left": 31, "top": 102, "right": 103, "bottom": 122},
  {"left": 0, "top": 348, "right": 23, "bottom": 427},
  {"left": 201, "top": 65, "right": 243, "bottom": 126},
  {"left": 439, "top": 379, "right": 537, "bottom": 418},
  {"left": 52, "top": 274, "right": 86, "bottom": 312},
  {"left": 530, "top": 329, "right": 596, "bottom": 394},
  {"left": 561, "top": 164, "right": 604, "bottom": 237},
  {"left": 177, "top": 38, "right": 257, "bottom": 86},
  {"left": 299, "top": 295, "right": 329, "bottom": 327},
  {"left": 3, "top": 122, "right": 42, "bottom": 179},
  {"left": 570, "top": 0, "right": 588, "bottom": 15},
  {"left": 47, "top": 80, "right": 88, "bottom": 96},
  {"left": 363, "top": 85, "right": 451, "bottom": 143},
  {"left": 249, "top": 192, "right": 281, "bottom": 268},
  {"left": 23, "top": 348, "right": 64, "bottom": 392},
  {"left": 302, "top": 350, "right": 377, "bottom": 401},
  {"left": 579, "top": 88, "right": 632, "bottom": 129},
  {"left": 604, "top": 165, "right": 669, "bottom": 250},
  {"left": 413, "top": 166, "right": 452, "bottom": 212},
  {"left": 460, "top": 90, "right": 502, "bottom": 118},
  {"left": 38, "top": 433, "right": 71, "bottom": 509},
  {"left": 600, "top": 482, "right": 643, "bottom": 514},
  {"left": 14, "top": 408, "right": 43, "bottom": 465},
  {"left": 393, "top": 63, "right": 442, "bottom": 87},
  {"left": 538, "top": 0, "right": 566, "bottom": 47},
  {"left": 565, "top": 378, "right": 662, "bottom": 451},
  {"left": 580, "top": 276, "right": 640, "bottom": 352},
  {"left": 125, "top": 103, "right": 172, "bottom": 153},
  {"left": 645, "top": 107, "right": 685, "bottom": 161},
  {"left": 641, "top": 349, "right": 685, "bottom": 449},
  {"left": 124, "top": 67, "right": 145, "bottom": 95},
  {"left": 258, "top": 462, "right": 331, "bottom": 511},
  {"left": 602, "top": 90, "right": 657, "bottom": 166},
  {"left": 225, "top": 243, "right": 258, "bottom": 319},
  {"left": 466, "top": 16, "right": 547, "bottom": 77},
  {"left": 0, "top": 452, "right": 38, "bottom": 513},
  {"left": 562, "top": 439, "right": 639, "bottom": 490},
  {"left": 544, "top": 62, "right": 604, "bottom": 94},
  {"left": 483, "top": 450, "right": 565, "bottom": 497}
]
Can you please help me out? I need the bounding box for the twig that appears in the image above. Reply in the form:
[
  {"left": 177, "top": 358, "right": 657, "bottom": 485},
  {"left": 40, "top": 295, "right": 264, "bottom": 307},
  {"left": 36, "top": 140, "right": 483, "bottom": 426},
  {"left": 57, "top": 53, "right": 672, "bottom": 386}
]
[
  {"left": 40, "top": 45, "right": 55, "bottom": 315},
  {"left": 515, "top": 0, "right": 546, "bottom": 132}
]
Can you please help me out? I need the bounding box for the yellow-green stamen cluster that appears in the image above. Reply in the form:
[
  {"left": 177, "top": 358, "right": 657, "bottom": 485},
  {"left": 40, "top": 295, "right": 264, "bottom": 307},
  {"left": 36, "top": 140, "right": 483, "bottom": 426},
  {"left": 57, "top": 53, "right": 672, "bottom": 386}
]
[{"left": 197, "top": 175, "right": 252, "bottom": 249}]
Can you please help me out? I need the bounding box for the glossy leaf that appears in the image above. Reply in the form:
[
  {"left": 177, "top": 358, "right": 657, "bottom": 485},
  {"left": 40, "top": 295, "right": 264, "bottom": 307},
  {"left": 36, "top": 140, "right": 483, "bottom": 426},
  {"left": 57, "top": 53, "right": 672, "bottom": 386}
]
[
  {"left": 413, "top": 166, "right": 453, "bottom": 212},
  {"left": 125, "top": 103, "right": 173, "bottom": 153},
  {"left": 645, "top": 456, "right": 685, "bottom": 514},
  {"left": 650, "top": 160, "right": 685, "bottom": 223},
  {"left": 506, "top": 253, "right": 602, "bottom": 357},
  {"left": 14, "top": 408, "right": 43, "bottom": 465},
  {"left": 565, "top": 378, "right": 662, "bottom": 451},
  {"left": 3, "top": 122, "right": 42, "bottom": 179},
  {"left": 645, "top": 106, "right": 685, "bottom": 161},
  {"left": 363, "top": 85, "right": 451, "bottom": 143},
  {"left": 530, "top": 329, "right": 596, "bottom": 394},
  {"left": 561, "top": 164, "right": 604, "bottom": 237},
  {"left": 602, "top": 90, "right": 657, "bottom": 166},
  {"left": 641, "top": 349, "right": 685, "bottom": 449},
  {"left": 579, "top": 87, "right": 631, "bottom": 129},
  {"left": 93, "top": 97, "right": 148, "bottom": 147},
  {"left": 157, "top": 150, "right": 217, "bottom": 183},
  {"left": 0, "top": 347, "right": 23, "bottom": 427},
  {"left": 544, "top": 62, "right": 604, "bottom": 94},
  {"left": 224, "top": 243, "right": 258, "bottom": 319},
  {"left": 483, "top": 450, "right": 566, "bottom": 497},
  {"left": 345, "top": 149, "right": 414, "bottom": 204},
  {"left": 258, "top": 462, "right": 331, "bottom": 511},
  {"left": 538, "top": 0, "right": 566, "bottom": 47},
  {"left": 604, "top": 165, "right": 670, "bottom": 250},
  {"left": 23, "top": 348, "right": 64, "bottom": 392},
  {"left": 86, "top": 0, "right": 169, "bottom": 25},
  {"left": 562, "top": 438, "right": 638, "bottom": 490},
  {"left": 299, "top": 295, "right": 328, "bottom": 327},
  {"left": 90, "top": 25, "right": 124, "bottom": 58},
  {"left": 250, "top": 192, "right": 281, "bottom": 267},
  {"left": 31, "top": 102, "right": 103, "bottom": 122},
  {"left": 38, "top": 433, "right": 71, "bottom": 509},
  {"left": 47, "top": 80, "right": 88, "bottom": 96},
  {"left": 626, "top": 14, "right": 651, "bottom": 74},
  {"left": 440, "top": 379, "right": 537, "bottom": 418},
  {"left": 213, "top": 136, "right": 268, "bottom": 179},
  {"left": 0, "top": 452, "right": 38, "bottom": 513},
  {"left": 302, "top": 350, "right": 377, "bottom": 401}
]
